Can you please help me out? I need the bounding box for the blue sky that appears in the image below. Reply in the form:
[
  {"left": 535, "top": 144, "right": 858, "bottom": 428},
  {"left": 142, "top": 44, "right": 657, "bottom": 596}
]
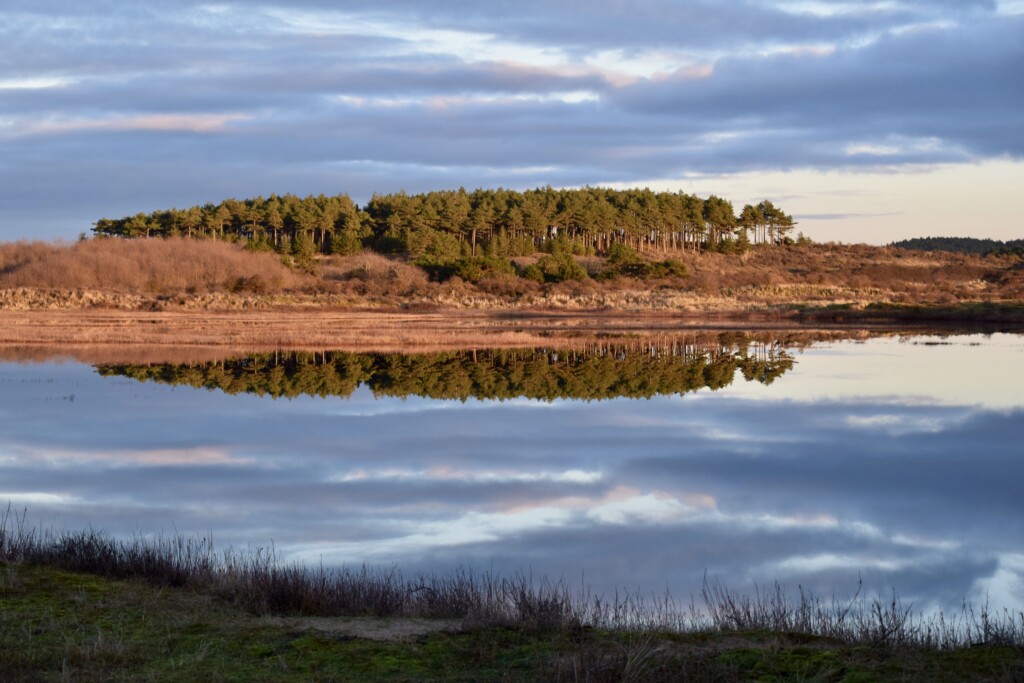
[{"left": 1, "top": 1, "right": 1022, "bottom": 243}]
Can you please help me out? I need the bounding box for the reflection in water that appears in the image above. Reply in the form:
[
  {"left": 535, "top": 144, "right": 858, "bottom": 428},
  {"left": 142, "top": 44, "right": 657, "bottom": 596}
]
[
  {"left": 95, "top": 336, "right": 795, "bottom": 401},
  {"left": 0, "top": 331, "right": 1022, "bottom": 616}
]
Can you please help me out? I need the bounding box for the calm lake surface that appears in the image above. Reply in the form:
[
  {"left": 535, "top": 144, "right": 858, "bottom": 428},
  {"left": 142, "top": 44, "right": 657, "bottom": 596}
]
[{"left": 2, "top": 331, "right": 1022, "bottom": 614}]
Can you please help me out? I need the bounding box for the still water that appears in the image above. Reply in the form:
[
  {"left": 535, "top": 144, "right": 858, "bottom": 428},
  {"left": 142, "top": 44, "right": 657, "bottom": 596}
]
[{"left": 1, "top": 332, "right": 1022, "bottom": 614}]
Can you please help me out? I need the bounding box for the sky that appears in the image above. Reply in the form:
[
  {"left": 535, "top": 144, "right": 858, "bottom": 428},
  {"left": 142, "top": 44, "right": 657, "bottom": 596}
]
[
  {"left": 1, "top": 0, "right": 1022, "bottom": 243},
  {"left": 2, "top": 333, "right": 1023, "bottom": 614}
]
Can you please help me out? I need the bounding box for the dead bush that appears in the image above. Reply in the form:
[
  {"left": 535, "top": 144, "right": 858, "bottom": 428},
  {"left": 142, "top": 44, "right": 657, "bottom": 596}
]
[
  {"left": 549, "top": 278, "right": 599, "bottom": 298},
  {"left": 0, "top": 241, "right": 60, "bottom": 275},
  {"left": 476, "top": 274, "right": 540, "bottom": 298},
  {"left": 321, "top": 252, "right": 434, "bottom": 298},
  {"left": 0, "top": 238, "right": 304, "bottom": 294},
  {"left": 323, "top": 252, "right": 390, "bottom": 281}
]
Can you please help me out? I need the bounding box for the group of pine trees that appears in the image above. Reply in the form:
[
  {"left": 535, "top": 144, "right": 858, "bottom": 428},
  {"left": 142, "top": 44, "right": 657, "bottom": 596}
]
[{"left": 91, "top": 187, "right": 796, "bottom": 267}]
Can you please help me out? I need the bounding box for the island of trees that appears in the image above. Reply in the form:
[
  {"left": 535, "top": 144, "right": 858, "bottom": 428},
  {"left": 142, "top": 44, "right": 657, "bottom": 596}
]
[
  {"left": 4, "top": 184, "right": 1021, "bottom": 317},
  {"left": 90, "top": 187, "right": 797, "bottom": 273}
]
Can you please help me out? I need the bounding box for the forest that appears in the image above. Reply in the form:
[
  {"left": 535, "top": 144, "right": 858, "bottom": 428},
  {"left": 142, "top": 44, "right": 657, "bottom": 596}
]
[
  {"left": 90, "top": 187, "right": 797, "bottom": 274},
  {"left": 889, "top": 236, "right": 1024, "bottom": 256},
  {"left": 96, "top": 339, "right": 795, "bottom": 402}
]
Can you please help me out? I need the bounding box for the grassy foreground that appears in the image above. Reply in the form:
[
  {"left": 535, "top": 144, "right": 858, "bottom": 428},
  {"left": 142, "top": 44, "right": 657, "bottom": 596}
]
[
  {"left": 3, "top": 561, "right": 1023, "bottom": 682},
  {"left": 2, "top": 519, "right": 1023, "bottom": 681}
]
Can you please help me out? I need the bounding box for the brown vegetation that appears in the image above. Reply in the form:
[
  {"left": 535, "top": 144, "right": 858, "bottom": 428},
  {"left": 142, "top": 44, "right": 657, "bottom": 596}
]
[
  {"left": 320, "top": 251, "right": 433, "bottom": 298},
  {"left": 0, "top": 238, "right": 305, "bottom": 295},
  {"left": 672, "top": 242, "right": 1024, "bottom": 303},
  {"left": 1, "top": 238, "right": 1022, "bottom": 317}
]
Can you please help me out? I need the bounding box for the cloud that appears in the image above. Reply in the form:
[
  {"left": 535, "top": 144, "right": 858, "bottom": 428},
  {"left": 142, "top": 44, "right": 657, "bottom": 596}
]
[
  {"left": 9, "top": 444, "right": 249, "bottom": 466},
  {"left": 1, "top": 2, "right": 1021, "bottom": 240},
  {"left": 14, "top": 114, "right": 251, "bottom": 137},
  {"left": 614, "top": 15, "right": 1024, "bottom": 161},
  {"left": 796, "top": 212, "right": 901, "bottom": 220}
]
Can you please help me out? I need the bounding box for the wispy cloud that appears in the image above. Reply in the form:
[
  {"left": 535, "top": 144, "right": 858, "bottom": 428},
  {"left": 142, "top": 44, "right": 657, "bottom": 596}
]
[{"left": 10, "top": 113, "right": 250, "bottom": 137}]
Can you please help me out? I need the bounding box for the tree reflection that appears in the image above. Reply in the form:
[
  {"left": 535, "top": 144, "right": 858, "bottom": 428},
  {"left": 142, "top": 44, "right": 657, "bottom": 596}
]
[{"left": 96, "top": 334, "right": 797, "bottom": 401}]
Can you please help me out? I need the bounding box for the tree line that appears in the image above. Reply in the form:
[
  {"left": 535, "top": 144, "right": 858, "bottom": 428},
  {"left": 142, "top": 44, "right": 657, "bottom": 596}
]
[
  {"left": 96, "top": 340, "right": 795, "bottom": 402},
  {"left": 890, "top": 236, "right": 1024, "bottom": 256},
  {"left": 91, "top": 187, "right": 796, "bottom": 266}
]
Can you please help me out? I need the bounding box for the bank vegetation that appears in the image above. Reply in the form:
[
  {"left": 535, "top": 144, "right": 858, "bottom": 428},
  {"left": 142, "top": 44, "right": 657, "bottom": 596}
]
[
  {"left": 2, "top": 513, "right": 1022, "bottom": 681},
  {"left": 2, "top": 234, "right": 1023, "bottom": 320}
]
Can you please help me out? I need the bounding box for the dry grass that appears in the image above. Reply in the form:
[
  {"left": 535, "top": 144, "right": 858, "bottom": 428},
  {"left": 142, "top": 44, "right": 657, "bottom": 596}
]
[
  {"left": 3, "top": 513, "right": 1022, "bottom": 650},
  {"left": 1, "top": 239, "right": 1022, "bottom": 316},
  {"left": 0, "top": 238, "right": 306, "bottom": 294},
  {"left": 669, "top": 243, "right": 1024, "bottom": 304}
]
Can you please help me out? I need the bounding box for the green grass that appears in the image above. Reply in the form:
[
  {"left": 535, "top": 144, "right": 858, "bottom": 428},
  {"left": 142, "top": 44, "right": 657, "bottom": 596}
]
[
  {"left": 2, "top": 562, "right": 1022, "bottom": 682},
  {"left": 0, "top": 562, "right": 536, "bottom": 682}
]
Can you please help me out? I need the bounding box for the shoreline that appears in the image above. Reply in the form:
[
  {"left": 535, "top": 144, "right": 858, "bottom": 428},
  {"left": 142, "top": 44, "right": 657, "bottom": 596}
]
[{"left": 1, "top": 306, "right": 1021, "bottom": 354}]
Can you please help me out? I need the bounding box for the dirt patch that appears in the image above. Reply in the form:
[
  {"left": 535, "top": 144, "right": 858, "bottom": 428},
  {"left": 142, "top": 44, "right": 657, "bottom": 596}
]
[{"left": 261, "top": 616, "right": 463, "bottom": 642}]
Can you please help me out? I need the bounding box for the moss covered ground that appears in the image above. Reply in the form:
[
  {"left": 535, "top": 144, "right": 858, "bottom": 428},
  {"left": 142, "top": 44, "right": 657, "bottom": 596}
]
[{"left": 2, "top": 562, "right": 1021, "bottom": 682}]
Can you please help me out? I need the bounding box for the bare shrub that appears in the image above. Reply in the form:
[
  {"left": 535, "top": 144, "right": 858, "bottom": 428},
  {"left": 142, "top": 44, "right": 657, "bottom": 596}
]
[
  {"left": 323, "top": 252, "right": 400, "bottom": 281},
  {"left": 576, "top": 255, "right": 605, "bottom": 277},
  {"left": 476, "top": 273, "right": 540, "bottom": 298},
  {"left": 0, "top": 238, "right": 303, "bottom": 294},
  {"left": 322, "top": 252, "right": 433, "bottom": 298},
  {"left": 0, "top": 241, "right": 60, "bottom": 275},
  {"left": 549, "top": 278, "right": 599, "bottom": 298},
  {"left": 389, "top": 265, "right": 432, "bottom": 297},
  {"left": 686, "top": 269, "right": 722, "bottom": 293}
]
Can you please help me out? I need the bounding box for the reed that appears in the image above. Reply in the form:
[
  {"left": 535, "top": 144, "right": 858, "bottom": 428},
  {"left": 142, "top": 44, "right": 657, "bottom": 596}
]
[{"left": 2, "top": 508, "right": 1021, "bottom": 650}]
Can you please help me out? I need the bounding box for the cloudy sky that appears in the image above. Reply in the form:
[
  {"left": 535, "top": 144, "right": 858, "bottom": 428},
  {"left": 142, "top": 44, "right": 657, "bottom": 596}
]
[{"left": 1, "top": 1, "right": 1022, "bottom": 243}]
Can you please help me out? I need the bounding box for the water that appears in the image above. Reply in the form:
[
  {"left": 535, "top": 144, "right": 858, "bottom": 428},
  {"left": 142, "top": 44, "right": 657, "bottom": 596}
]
[{"left": 1, "top": 331, "right": 1022, "bottom": 614}]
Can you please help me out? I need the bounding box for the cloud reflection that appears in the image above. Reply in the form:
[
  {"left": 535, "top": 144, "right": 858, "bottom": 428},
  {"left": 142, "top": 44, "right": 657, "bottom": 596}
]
[{"left": 0, "top": 333, "right": 1021, "bottom": 614}]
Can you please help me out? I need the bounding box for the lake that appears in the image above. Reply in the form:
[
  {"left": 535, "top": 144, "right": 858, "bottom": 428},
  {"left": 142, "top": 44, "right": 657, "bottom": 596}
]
[{"left": 1, "top": 330, "right": 1022, "bottom": 615}]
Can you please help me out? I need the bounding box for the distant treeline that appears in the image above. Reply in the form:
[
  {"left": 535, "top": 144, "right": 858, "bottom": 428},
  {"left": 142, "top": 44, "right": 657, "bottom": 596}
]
[
  {"left": 96, "top": 340, "right": 795, "bottom": 402},
  {"left": 90, "top": 187, "right": 797, "bottom": 268},
  {"left": 890, "top": 237, "right": 1024, "bottom": 256}
]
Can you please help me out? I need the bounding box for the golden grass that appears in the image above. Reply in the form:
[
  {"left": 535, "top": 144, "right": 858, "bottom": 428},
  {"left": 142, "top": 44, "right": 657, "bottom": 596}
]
[{"left": 0, "top": 238, "right": 305, "bottom": 294}]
